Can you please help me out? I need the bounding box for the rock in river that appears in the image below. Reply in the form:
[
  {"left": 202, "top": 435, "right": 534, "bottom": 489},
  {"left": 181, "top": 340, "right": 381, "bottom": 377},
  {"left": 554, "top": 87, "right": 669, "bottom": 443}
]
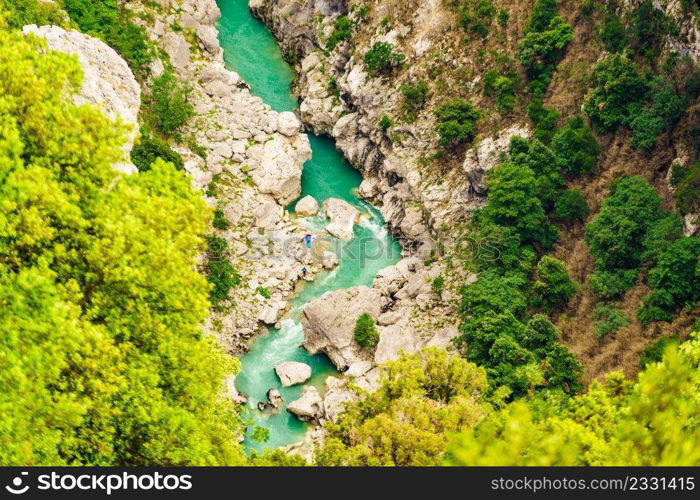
[
  {"left": 274, "top": 361, "right": 312, "bottom": 387},
  {"left": 295, "top": 195, "right": 319, "bottom": 216},
  {"left": 301, "top": 286, "right": 382, "bottom": 370},
  {"left": 322, "top": 198, "right": 360, "bottom": 240},
  {"left": 287, "top": 386, "right": 323, "bottom": 421}
]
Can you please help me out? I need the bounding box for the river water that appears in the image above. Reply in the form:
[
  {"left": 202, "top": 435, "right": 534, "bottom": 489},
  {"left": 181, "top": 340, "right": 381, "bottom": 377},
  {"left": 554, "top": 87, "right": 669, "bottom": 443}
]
[{"left": 217, "top": 0, "right": 401, "bottom": 453}]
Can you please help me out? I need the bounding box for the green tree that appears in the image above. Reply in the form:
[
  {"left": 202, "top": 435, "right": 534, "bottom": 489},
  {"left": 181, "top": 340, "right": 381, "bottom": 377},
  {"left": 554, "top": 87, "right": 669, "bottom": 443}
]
[
  {"left": 315, "top": 348, "right": 490, "bottom": 466},
  {"left": 554, "top": 189, "right": 589, "bottom": 222},
  {"left": 148, "top": 70, "right": 195, "bottom": 138},
  {"left": 434, "top": 98, "right": 480, "bottom": 148},
  {"left": 364, "top": 42, "right": 405, "bottom": 76},
  {"left": 551, "top": 117, "right": 601, "bottom": 175},
  {"left": 585, "top": 177, "right": 664, "bottom": 285},
  {"left": 63, "top": 0, "right": 154, "bottom": 75},
  {"left": 0, "top": 32, "right": 245, "bottom": 466},
  {"left": 130, "top": 136, "right": 184, "bottom": 171},
  {"left": 480, "top": 162, "right": 557, "bottom": 249},
  {"left": 638, "top": 237, "right": 700, "bottom": 324},
  {"left": 447, "top": 333, "right": 700, "bottom": 465},
  {"left": 532, "top": 256, "right": 578, "bottom": 310},
  {"left": 354, "top": 313, "right": 380, "bottom": 349}
]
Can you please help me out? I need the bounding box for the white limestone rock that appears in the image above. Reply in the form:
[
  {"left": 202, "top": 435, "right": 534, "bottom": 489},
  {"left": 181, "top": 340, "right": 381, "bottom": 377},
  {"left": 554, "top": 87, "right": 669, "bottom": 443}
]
[
  {"left": 301, "top": 286, "right": 382, "bottom": 370},
  {"left": 287, "top": 386, "right": 323, "bottom": 421},
  {"left": 274, "top": 361, "right": 312, "bottom": 387},
  {"left": 23, "top": 25, "right": 141, "bottom": 174},
  {"left": 322, "top": 198, "right": 360, "bottom": 240},
  {"left": 295, "top": 195, "right": 319, "bottom": 216}
]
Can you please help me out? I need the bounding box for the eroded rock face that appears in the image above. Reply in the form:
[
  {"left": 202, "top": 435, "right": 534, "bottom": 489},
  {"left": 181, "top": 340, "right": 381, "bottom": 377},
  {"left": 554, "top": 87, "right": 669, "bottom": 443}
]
[
  {"left": 322, "top": 198, "right": 360, "bottom": 240},
  {"left": 275, "top": 361, "right": 312, "bottom": 387},
  {"left": 23, "top": 24, "right": 141, "bottom": 174},
  {"left": 287, "top": 386, "right": 323, "bottom": 421},
  {"left": 463, "top": 124, "right": 531, "bottom": 197},
  {"left": 301, "top": 286, "right": 382, "bottom": 370}
]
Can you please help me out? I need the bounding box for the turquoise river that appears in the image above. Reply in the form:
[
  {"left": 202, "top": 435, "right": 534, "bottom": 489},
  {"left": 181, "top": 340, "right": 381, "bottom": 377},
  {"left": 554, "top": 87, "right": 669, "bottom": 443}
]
[{"left": 217, "top": 0, "right": 402, "bottom": 452}]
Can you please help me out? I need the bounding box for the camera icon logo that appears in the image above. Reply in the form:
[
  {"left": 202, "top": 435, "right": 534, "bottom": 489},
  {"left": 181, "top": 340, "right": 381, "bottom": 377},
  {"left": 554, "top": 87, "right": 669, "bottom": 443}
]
[{"left": 5, "top": 472, "right": 29, "bottom": 495}]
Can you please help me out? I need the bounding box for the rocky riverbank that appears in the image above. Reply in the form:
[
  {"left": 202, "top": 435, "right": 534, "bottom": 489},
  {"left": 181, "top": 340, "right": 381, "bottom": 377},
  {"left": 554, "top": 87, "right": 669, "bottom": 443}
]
[{"left": 123, "top": 0, "right": 345, "bottom": 353}]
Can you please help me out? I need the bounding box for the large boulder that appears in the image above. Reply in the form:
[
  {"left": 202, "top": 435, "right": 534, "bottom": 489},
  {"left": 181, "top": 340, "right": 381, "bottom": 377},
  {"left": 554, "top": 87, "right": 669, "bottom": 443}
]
[
  {"left": 277, "top": 111, "right": 303, "bottom": 136},
  {"left": 23, "top": 25, "right": 140, "bottom": 174},
  {"left": 274, "top": 361, "right": 312, "bottom": 387},
  {"left": 295, "top": 195, "right": 319, "bottom": 216},
  {"left": 301, "top": 286, "right": 382, "bottom": 370},
  {"left": 287, "top": 386, "right": 323, "bottom": 421},
  {"left": 322, "top": 198, "right": 360, "bottom": 240},
  {"left": 250, "top": 136, "right": 310, "bottom": 205}
]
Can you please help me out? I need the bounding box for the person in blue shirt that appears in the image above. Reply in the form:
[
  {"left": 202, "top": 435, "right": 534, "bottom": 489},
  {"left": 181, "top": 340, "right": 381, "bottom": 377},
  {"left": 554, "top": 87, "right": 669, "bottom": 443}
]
[{"left": 304, "top": 233, "right": 312, "bottom": 248}]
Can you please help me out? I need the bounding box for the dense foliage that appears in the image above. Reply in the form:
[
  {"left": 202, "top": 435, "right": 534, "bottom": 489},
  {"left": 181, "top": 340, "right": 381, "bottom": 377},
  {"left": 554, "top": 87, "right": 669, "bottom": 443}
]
[
  {"left": 0, "top": 32, "right": 244, "bottom": 466},
  {"left": 447, "top": 333, "right": 700, "bottom": 465},
  {"left": 63, "top": 0, "right": 154, "bottom": 75},
  {"left": 583, "top": 55, "right": 686, "bottom": 148},
  {"left": 147, "top": 70, "right": 195, "bottom": 139},
  {"left": 130, "top": 136, "right": 184, "bottom": 172},
  {"left": 434, "top": 98, "right": 480, "bottom": 148},
  {"left": 315, "top": 348, "right": 490, "bottom": 466}
]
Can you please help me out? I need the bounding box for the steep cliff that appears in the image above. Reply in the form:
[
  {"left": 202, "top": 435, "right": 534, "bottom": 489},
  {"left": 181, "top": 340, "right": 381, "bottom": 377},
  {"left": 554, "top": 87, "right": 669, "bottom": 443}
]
[{"left": 251, "top": 0, "right": 700, "bottom": 382}]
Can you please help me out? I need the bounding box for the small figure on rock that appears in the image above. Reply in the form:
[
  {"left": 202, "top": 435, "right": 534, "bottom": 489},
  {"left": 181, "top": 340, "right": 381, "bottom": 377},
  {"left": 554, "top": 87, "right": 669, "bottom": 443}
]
[{"left": 304, "top": 233, "right": 313, "bottom": 248}]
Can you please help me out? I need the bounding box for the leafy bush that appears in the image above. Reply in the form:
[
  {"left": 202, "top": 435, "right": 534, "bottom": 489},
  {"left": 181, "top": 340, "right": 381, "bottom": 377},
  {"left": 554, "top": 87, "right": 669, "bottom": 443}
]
[
  {"left": 481, "top": 161, "right": 557, "bottom": 248},
  {"left": 457, "top": 0, "right": 496, "bottom": 38},
  {"left": 326, "top": 15, "right": 352, "bottom": 51},
  {"left": 551, "top": 116, "right": 601, "bottom": 175},
  {"left": 432, "top": 275, "right": 446, "bottom": 295},
  {"left": 206, "top": 236, "right": 241, "bottom": 308},
  {"left": 593, "top": 304, "right": 630, "bottom": 340},
  {"left": 364, "top": 42, "right": 405, "bottom": 76},
  {"left": 63, "top": 0, "right": 154, "bottom": 75},
  {"left": 585, "top": 177, "right": 663, "bottom": 272},
  {"left": 584, "top": 55, "right": 685, "bottom": 146},
  {"left": 354, "top": 313, "right": 380, "bottom": 349},
  {"left": 526, "top": 0, "right": 557, "bottom": 33},
  {"left": 256, "top": 286, "right": 272, "bottom": 299},
  {"left": 533, "top": 256, "right": 578, "bottom": 310},
  {"left": 583, "top": 54, "right": 649, "bottom": 133},
  {"left": 3, "top": 0, "right": 65, "bottom": 29},
  {"left": 554, "top": 190, "right": 589, "bottom": 222},
  {"left": 483, "top": 69, "right": 520, "bottom": 111},
  {"left": 460, "top": 271, "right": 528, "bottom": 319},
  {"left": 598, "top": 14, "right": 627, "bottom": 53},
  {"left": 148, "top": 70, "right": 195, "bottom": 138},
  {"left": 589, "top": 269, "right": 639, "bottom": 299},
  {"left": 641, "top": 214, "right": 684, "bottom": 264},
  {"left": 638, "top": 237, "right": 700, "bottom": 324},
  {"left": 517, "top": 16, "right": 573, "bottom": 79},
  {"left": 213, "top": 209, "right": 230, "bottom": 230},
  {"left": 400, "top": 80, "right": 429, "bottom": 119},
  {"left": 639, "top": 336, "right": 680, "bottom": 369},
  {"left": 509, "top": 136, "right": 564, "bottom": 208},
  {"left": 378, "top": 114, "right": 393, "bottom": 130},
  {"left": 629, "top": 81, "right": 686, "bottom": 148},
  {"left": 130, "top": 136, "right": 184, "bottom": 171},
  {"left": 434, "top": 98, "right": 480, "bottom": 147},
  {"left": 629, "top": 0, "right": 677, "bottom": 60},
  {"left": 675, "top": 161, "right": 700, "bottom": 215}
]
